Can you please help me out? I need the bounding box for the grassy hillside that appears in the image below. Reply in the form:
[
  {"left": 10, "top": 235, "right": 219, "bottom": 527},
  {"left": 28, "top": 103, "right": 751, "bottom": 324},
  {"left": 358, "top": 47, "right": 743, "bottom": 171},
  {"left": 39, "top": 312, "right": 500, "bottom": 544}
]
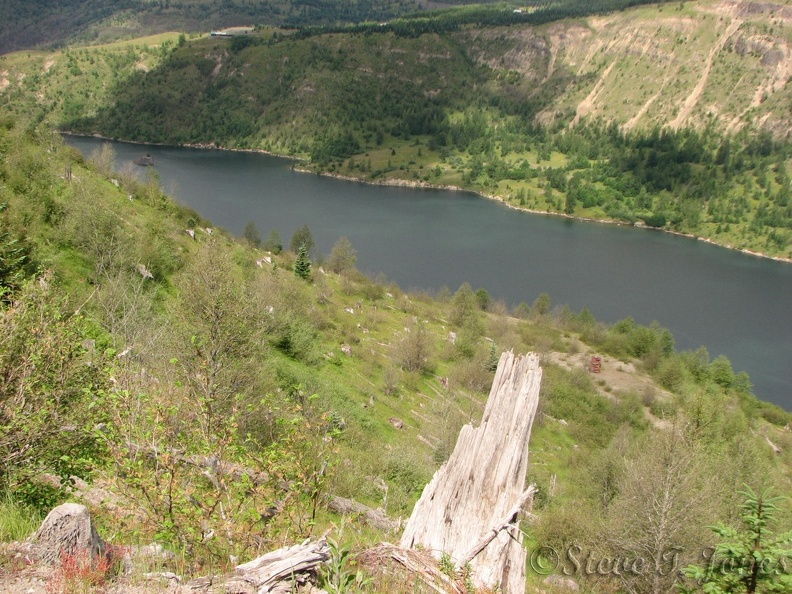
[
  {"left": 1, "top": 115, "right": 791, "bottom": 591},
  {"left": 2, "top": 3, "right": 791, "bottom": 592}
]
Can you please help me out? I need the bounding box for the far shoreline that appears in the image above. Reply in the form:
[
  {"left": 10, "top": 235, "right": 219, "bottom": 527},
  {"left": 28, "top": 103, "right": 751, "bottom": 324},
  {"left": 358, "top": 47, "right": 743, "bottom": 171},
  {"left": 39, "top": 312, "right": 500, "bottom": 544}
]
[{"left": 61, "top": 131, "right": 792, "bottom": 267}]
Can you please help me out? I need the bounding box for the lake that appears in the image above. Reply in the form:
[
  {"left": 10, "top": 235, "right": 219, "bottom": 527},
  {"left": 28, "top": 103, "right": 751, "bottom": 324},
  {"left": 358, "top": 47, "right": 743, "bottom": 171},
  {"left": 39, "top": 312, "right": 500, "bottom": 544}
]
[{"left": 65, "top": 136, "right": 792, "bottom": 411}]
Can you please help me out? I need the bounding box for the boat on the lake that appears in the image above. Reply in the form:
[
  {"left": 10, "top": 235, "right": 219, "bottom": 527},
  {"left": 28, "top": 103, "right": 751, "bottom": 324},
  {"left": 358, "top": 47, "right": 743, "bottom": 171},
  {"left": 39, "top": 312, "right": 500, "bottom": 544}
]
[{"left": 134, "top": 154, "right": 155, "bottom": 166}]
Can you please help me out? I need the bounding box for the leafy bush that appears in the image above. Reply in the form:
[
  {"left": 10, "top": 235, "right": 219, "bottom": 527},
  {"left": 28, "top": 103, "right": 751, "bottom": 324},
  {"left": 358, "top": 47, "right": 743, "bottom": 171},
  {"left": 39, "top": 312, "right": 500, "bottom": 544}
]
[{"left": 0, "top": 275, "right": 109, "bottom": 509}]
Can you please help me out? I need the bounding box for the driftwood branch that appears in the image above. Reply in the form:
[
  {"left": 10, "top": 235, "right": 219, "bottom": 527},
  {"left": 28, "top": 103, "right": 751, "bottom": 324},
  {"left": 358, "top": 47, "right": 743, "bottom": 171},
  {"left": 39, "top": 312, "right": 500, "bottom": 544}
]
[{"left": 400, "top": 351, "right": 542, "bottom": 594}]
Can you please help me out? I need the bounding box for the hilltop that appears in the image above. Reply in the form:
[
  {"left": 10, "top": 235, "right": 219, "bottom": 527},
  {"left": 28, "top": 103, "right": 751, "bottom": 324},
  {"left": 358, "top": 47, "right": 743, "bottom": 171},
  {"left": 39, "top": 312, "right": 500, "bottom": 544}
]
[{"left": 0, "top": 0, "right": 496, "bottom": 54}]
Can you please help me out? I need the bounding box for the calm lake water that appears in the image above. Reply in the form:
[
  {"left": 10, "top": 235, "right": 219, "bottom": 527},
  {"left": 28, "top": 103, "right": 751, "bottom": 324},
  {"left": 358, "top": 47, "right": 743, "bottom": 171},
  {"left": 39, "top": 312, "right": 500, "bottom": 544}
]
[{"left": 66, "top": 136, "right": 792, "bottom": 410}]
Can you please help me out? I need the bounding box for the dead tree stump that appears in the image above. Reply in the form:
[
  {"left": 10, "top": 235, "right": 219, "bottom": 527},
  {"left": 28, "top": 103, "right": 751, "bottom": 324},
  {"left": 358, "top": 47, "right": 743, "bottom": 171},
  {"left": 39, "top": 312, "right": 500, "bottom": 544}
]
[
  {"left": 31, "top": 503, "right": 106, "bottom": 565},
  {"left": 400, "top": 351, "right": 542, "bottom": 594}
]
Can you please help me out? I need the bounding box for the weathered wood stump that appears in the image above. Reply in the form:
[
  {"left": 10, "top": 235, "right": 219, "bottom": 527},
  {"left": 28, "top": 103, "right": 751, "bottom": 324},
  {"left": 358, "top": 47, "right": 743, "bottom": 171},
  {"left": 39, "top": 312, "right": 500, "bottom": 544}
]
[
  {"left": 31, "top": 503, "right": 106, "bottom": 565},
  {"left": 400, "top": 351, "right": 542, "bottom": 594}
]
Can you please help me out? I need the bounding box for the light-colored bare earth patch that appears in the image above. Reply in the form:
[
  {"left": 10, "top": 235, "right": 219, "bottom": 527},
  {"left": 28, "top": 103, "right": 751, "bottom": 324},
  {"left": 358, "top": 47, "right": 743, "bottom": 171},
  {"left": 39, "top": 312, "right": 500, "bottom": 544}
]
[
  {"left": 750, "top": 41, "right": 792, "bottom": 106},
  {"left": 588, "top": 15, "right": 616, "bottom": 32},
  {"left": 713, "top": 0, "right": 792, "bottom": 23},
  {"left": 466, "top": 27, "right": 550, "bottom": 83},
  {"left": 574, "top": 38, "right": 605, "bottom": 76},
  {"left": 544, "top": 24, "right": 593, "bottom": 78},
  {"left": 570, "top": 58, "right": 617, "bottom": 127},
  {"left": 725, "top": 34, "right": 792, "bottom": 130},
  {"left": 623, "top": 75, "right": 672, "bottom": 131},
  {"left": 545, "top": 350, "right": 672, "bottom": 403},
  {"left": 669, "top": 17, "right": 744, "bottom": 129},
  {"left": 546, "top": 350, "right": 675, "bottom": 430}
]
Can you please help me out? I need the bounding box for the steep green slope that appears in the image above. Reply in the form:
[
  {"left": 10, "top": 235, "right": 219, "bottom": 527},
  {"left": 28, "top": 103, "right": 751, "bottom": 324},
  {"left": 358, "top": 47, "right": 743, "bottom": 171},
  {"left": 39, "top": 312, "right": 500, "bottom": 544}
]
[
  {"left": 0, "top": 114, "right": 792, "bottom": 592},
  {"left": 1, "top": 117, "right": 791, "bottom": 591},
  {"left": 2, "top": 6, "right": 791, "bottom": 262},
  {"left": 0, "top": 0, "right": 138, "bottom": 53},
  {"left": 2, "top": 5, "right": 791, "bottom": 590},
  {"left": 0, "top": 0, "right": 678, "bottom": 55}
]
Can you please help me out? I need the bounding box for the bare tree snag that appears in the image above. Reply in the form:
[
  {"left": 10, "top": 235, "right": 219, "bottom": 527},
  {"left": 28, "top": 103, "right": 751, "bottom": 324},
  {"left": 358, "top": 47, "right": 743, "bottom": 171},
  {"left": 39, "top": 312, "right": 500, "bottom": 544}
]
[{"left": 399, "top": 351, "right": 542, "bottom": 594}]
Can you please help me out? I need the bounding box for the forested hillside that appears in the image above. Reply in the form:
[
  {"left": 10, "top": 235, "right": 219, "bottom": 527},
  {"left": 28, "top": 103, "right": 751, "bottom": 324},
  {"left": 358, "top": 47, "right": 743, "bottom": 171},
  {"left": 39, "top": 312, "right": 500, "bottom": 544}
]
[
  {"left": 0, "top": 1, "right": 676, "bottom": 56},
  {"left": 1, "top": 114, "right": 791, "bottom": 592},
  {"left": 0, "top": 0, "right": 487, "bottom": 54}
]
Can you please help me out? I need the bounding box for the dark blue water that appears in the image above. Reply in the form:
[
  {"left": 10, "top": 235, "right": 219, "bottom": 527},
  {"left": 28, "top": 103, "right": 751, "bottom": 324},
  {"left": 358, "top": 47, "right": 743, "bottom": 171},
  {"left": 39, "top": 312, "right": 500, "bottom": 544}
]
[{"left": 66, "top": 137, "right": 792, "bottom": 410}]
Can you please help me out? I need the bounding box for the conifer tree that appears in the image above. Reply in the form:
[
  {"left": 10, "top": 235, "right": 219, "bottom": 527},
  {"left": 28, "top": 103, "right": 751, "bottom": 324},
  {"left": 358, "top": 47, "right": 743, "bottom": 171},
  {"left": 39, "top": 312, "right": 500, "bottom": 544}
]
[
  {"left": 294, "top": 242, "right": 312, "bottom": 281},
  {"left": 680, "top": 487, "right": 792, "bottom": 594}
]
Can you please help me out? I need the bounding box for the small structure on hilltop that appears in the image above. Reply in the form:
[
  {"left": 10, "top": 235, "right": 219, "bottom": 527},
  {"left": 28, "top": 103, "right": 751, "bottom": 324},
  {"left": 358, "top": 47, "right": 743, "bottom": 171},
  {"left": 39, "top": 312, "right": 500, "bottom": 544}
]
[{"left": 211, "top": 27, "right": 254, "bottom": 37}]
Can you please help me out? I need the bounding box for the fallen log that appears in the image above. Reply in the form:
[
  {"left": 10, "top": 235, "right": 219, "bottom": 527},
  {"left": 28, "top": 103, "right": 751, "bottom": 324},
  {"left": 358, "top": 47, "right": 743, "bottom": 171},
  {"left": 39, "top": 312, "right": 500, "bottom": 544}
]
[
  {"left": 222, "top": 535, "right": 330, "bottom": 593},
  {"left": 326, "top": 495, "right": 399, "bottom": 532},
  {"left": 399, "top": 351, "right": 542, "bottom": 594}
]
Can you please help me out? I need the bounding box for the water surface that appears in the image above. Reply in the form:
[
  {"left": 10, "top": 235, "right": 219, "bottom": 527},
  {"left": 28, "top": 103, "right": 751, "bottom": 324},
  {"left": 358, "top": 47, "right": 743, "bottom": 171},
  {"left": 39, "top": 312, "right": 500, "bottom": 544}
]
[{"left": 66, "top": 136, "right": 792, "bottom": 410}]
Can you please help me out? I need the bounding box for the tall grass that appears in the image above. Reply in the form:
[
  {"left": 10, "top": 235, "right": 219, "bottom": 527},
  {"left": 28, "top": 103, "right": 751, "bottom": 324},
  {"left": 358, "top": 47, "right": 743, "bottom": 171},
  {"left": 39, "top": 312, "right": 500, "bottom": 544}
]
[{"left": 0, "top": 492, "right": 42, "bottom": 542}]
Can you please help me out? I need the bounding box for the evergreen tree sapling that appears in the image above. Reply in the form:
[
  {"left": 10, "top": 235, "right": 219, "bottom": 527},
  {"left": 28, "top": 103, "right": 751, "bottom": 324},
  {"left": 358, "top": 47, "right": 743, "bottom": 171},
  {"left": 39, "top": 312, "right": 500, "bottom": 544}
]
[
  {"left": 294, "top": 243, "right": 312, "bottom": 281},
  {"left": 679, "top": 487, "right": 792, "bottom": 594}
]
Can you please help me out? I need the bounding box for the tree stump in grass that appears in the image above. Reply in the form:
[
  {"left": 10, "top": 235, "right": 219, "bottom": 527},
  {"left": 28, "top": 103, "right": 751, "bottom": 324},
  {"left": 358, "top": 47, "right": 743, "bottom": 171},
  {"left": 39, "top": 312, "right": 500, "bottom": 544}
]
[
  {"left": 399, "top": 351, "right": 542, "bottom": 594},
  {"left": 31, "top": 503, "right": 105, "bottom": 565}
]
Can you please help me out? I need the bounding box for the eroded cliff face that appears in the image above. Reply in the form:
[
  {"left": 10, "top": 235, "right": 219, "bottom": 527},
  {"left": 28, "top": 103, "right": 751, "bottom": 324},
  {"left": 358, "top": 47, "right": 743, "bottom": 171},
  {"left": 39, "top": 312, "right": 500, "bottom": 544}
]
[{"left": 460, "top": 0, "right": 792, "bottom": 136}]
